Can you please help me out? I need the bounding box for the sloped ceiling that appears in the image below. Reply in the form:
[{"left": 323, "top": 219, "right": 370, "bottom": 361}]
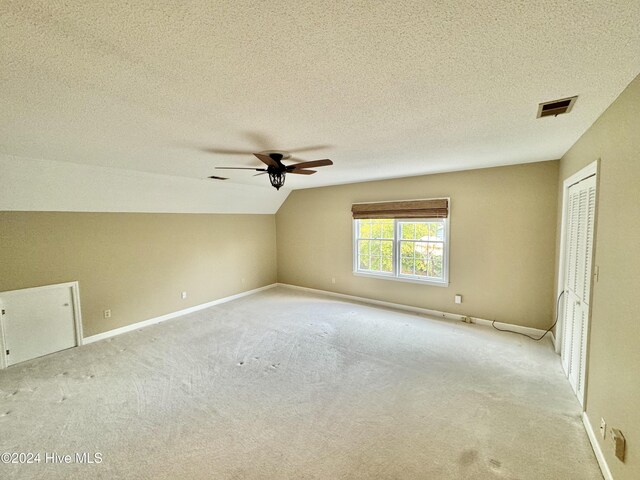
[
  {"left": 0, "top": 153, "right": 287, "bottom": 214},
  {"left": 1, "top": 1, "right": 639, "bottom": 199}
]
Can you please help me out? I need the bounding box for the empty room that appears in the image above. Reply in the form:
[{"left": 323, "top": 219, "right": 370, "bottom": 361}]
[{"left": 1, "top": 1, "right": 639, "bottom": 479}]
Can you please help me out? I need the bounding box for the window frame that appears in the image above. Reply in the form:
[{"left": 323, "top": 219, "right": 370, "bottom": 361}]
[{"left": 352, "top": 217, "right": 450, "bottom": 287}]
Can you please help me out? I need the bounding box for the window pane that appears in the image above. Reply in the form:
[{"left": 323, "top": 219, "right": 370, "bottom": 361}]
[
  {"left": 358, "top": 240, "right": 370, "bottom": 256},
  {"left": 415, "top": 222, "right": 430, "bottom": 239},
  {"left": 359, "top": 222, "right": 372, "bottom": 238},
  {"left": 400, "top": 241, "right": 414, "bottom": 257},
  {"left": 401, "top": 223, "right": 416, "bottom": 240},
  {"left": 370, "top": 255, "right": 382, "bottom": 271},
  {"left": 414, "top": 250, "right": 427, "bottom": 276},
  {"left": 381, "top": 256, "right": 393, "bottom": 272},
  {"left": 370, "top": 240, "right": 381, "bottom": 255},
  {"left": 382, "top": 222, "right": 394, "bottom": 239},
  {"left": 359, "top": 255, "right": 370, "bottom": 270},
  {"left": 415, "top": 241, "right": 429, "bottom": 255},
  {"left": 425, "top": 223, "right": 437, "bottom": 241},
  {"left": 413, "top": 222, "right": 441, "bottom": 241},
  {"left": 400, "top": 256, "right": 414, "bottom": 275},
  {"left": 381, "top": 240, "right": 393, "bottom": 257},
  {"left": 399, "top": 221, "right": 445, "bottom": 242},
  {"left": 415, "top": 242, "right": 444, "bottom": 279},
  {"left": 370, "top": 223, "right": 383, "bottom": 239}
]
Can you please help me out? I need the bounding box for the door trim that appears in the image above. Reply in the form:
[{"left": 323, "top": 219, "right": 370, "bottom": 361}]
[{"left": 0, "top": 281, "right": 83, "bottom": 369}]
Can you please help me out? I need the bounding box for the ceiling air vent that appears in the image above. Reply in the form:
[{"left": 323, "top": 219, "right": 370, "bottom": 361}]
[
  {"left": 207, "top": 175, "right": 229, "bottom": 180},
  {"left": 537, "top": 96, "right": 577, "bottom": 118}
]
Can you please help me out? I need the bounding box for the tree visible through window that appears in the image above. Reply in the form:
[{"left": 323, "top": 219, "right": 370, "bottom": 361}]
[
  {"left": 357, "top": 219, "right": 394, "bottom": 273},
  {"left": 354, "top": 218, "right": 448, "bottom": 285}
]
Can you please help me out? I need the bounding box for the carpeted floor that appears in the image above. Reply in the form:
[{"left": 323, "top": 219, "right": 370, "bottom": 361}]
[{"left": 0, "top": 287, "right": 602, "bottom": 479}]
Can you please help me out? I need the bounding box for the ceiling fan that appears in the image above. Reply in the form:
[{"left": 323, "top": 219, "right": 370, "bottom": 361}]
[{"left": 212, "top": 151, "right": 333, "bottom": 190}]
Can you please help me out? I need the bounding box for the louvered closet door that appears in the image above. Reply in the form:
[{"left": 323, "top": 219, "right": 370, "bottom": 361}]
[{"left": 561, "top": 175, "right": 596, "bottom": 405}]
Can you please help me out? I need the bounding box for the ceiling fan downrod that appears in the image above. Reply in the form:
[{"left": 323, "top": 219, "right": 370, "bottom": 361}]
[{"left": 268, "top": 152, "right": 284, "bottom": 163}]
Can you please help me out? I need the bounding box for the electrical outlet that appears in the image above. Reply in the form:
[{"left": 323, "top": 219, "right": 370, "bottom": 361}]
[
  {"left": 103, "top": 309, "right": 111, "bottom": 319},
  {"left": 611, "top": 428, "right": 625, "bottom": 462},
  {"left": 455, "top": 294, "right": 462, "bottom": 304},
  {"left": 600, "top": 418, "right": 606, "bottom": 439},
  {"left": 331, "top": 277, "right": 336, "bottom": 284},
  {"left": 241, "top": 278, "right": 246, "bottom": 286},
  {"left": 181, "top": 291, "right": 187, "bottom": 299}
]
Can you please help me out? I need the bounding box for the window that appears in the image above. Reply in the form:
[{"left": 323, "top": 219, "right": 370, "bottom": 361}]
[
  {"left": 351, "top": 198, "right": 450, "bottom": 286},
  {"left": 353, "top": 217, "right": 449, "bottom": 286}
]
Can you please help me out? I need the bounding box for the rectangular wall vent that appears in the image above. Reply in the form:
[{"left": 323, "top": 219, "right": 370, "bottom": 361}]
[{"left": 537, "top": 96, "right": 578, "bottom": 118}]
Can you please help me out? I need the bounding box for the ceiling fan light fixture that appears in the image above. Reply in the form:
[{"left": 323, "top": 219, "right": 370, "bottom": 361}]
[{"left": 268, "top": 170, "right": 286, "bottom": 190}]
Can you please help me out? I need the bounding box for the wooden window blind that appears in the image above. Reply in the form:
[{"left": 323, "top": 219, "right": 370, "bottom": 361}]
[{"left": 351, "top": 199, "right": 448, "bottom": 219}]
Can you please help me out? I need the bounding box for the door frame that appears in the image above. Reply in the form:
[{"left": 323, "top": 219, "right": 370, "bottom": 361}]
[
  {"left": 555, "top": 160, "right": 599, "bottom": 355},
  {"left": 555, "top": 160, "right": 599, "bottom": 407},
  {"left": 0, "top": 281, "right": 83, "bottom": 369}
]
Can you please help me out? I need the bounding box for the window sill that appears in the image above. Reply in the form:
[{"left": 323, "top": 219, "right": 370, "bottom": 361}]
[{"left": 353, "top": 271, "right": 449, "bottom": 287}]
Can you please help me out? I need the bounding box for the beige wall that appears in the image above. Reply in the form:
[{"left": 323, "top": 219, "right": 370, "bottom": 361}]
[
  {"left": 556, "top": 75, "right": 640, "bottom": 480},
  {"left": 276, "top": 161, "right": 559, "bottom": 329},
  {"left": 0, "top": 212, "right": 277, "bottom": 337}
]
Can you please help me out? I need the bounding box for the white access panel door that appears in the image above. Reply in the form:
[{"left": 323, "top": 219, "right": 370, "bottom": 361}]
[
  {"left": 1, "top": 284, "right": 79, "bottom": 366},
  {"left": 561, "top": 175, "right": 597, "bottom": 405}
]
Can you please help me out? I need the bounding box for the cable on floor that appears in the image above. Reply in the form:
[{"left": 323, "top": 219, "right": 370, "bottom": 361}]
[{"left": 491, "top": 290, "right": 565, "bottom": 341}]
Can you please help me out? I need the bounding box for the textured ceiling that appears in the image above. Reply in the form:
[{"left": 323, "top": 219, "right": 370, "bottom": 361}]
[{"left": 1, "top": 1, "right": 639, "bottom": 191}]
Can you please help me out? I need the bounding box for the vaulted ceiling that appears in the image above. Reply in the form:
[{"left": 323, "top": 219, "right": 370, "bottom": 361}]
[{"left": 2, "top": 1, "right": 639, "bottom": 194}]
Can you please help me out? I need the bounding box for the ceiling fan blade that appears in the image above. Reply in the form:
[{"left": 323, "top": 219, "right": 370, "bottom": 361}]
[
  {"left": 286, "top": 159, "right": 333, "bottom": 169},
  {"left": 203, "top": 148, "right": 256, "bottom": 155},
  {"left": 253, "top": 172, "right": 268, "bottom": 177},
  {"left": 215, "top": 167, "right": 267, "bottom": 171},
  {"left": 288, "top": 169, "right": 317, "bottom": 175},
  {"left": 285, "top": 144, "right": 331, "bottom": 153},
  {"left": 254, "top": 153, "right": 279, "bottom": 168},
  {"left": 207, "top": 175, "right": 229, "bottom": 180}
]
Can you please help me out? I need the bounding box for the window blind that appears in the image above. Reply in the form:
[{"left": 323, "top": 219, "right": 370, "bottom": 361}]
[{"left": 351, "top": 199, "right": 448, "bottom": 219}]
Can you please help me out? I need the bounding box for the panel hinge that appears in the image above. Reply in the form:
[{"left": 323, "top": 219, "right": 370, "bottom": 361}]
[
  {"left": 1, "top": 309, "right": 5, "bottom": 315},
  {"left": 5, "top": 350, "right": 9, "bottom": 355}
]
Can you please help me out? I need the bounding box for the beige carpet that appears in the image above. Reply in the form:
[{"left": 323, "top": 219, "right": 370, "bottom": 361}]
[{"left": 0, "top": 287, "right": 602, "bottom": 479}]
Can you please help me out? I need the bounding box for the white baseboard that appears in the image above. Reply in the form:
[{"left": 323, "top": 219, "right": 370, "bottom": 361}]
[
  {"left": 583, "top": 412, "right": 613, "bottom": 480},
  {"left": 83, "top": 284, "right": 277, "bottom": 344},
  {"left": 276, "top": 283, "right": 550, "bottom": 340},
  {"left": 83, "top": 282, "right": 552, "bottom": 345}
]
